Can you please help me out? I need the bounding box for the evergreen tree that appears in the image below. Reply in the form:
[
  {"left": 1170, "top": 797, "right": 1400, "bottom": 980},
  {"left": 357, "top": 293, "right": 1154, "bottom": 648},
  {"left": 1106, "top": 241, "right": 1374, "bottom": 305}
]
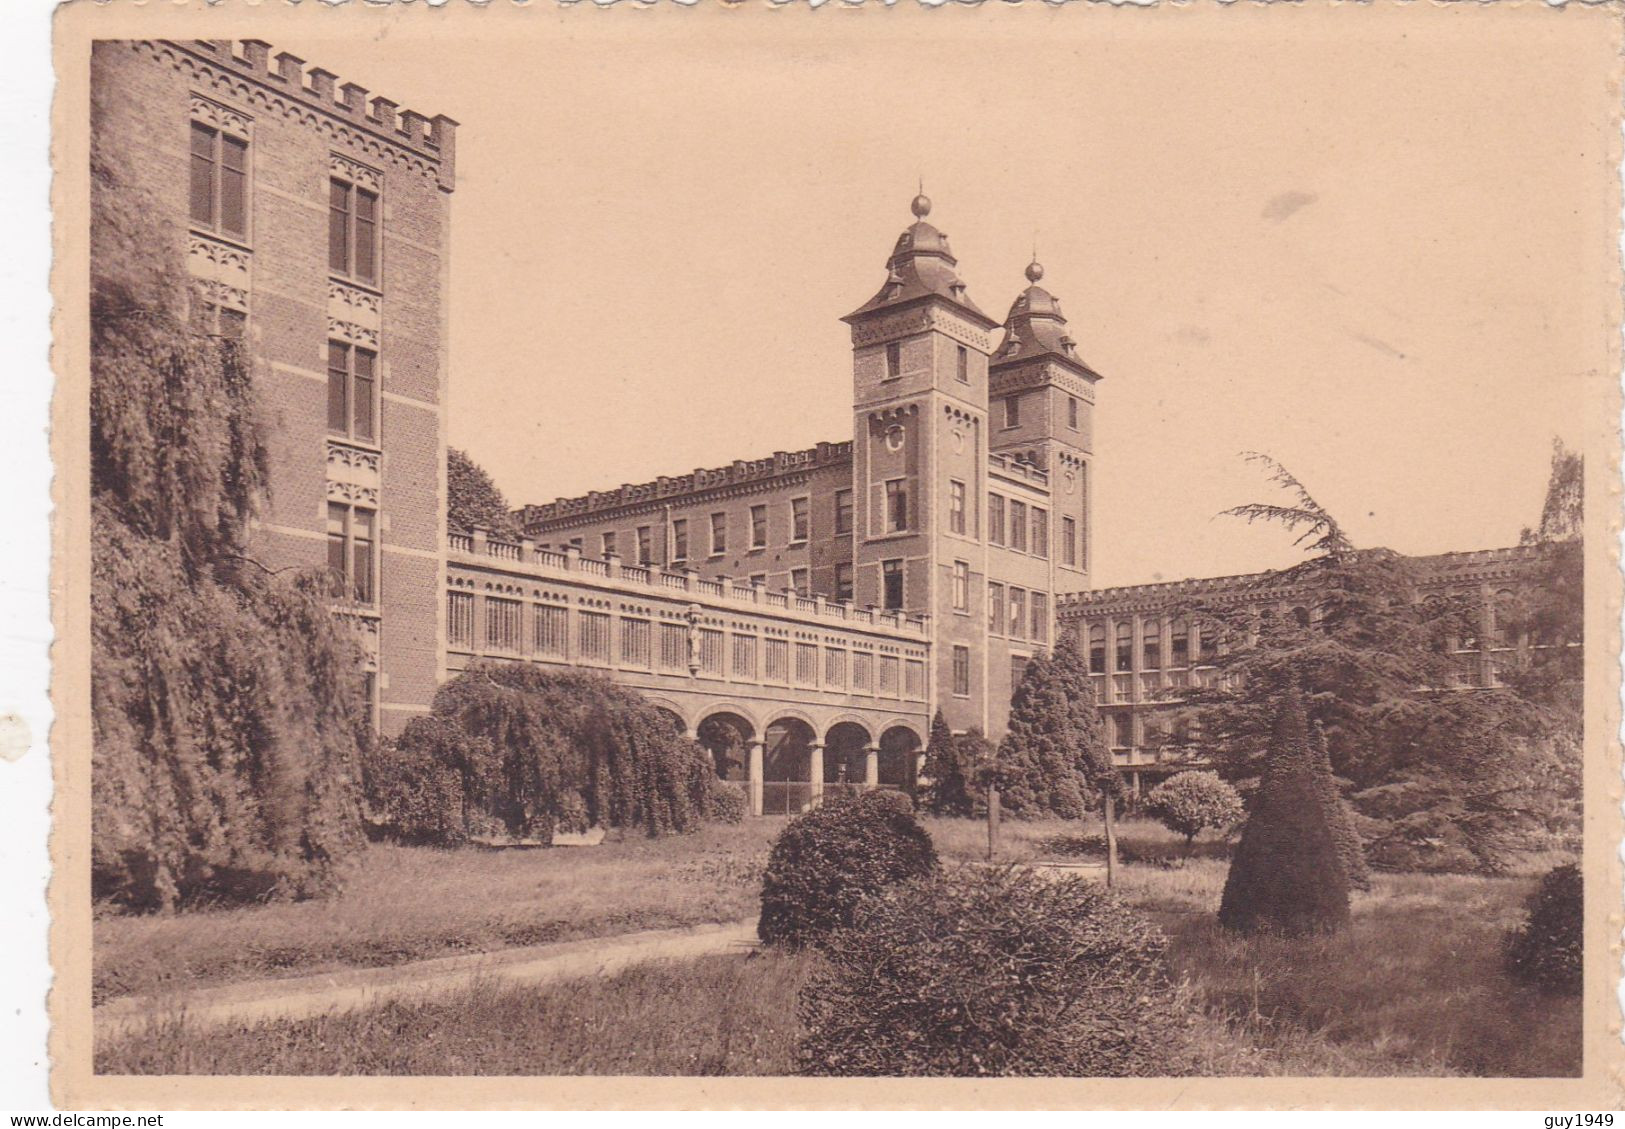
[
  {"left": 996, "top": 634, "right": 1117, "bottom": 820},
  {"left": 1219, "top": 688, "right": 1351, "bottom": 935},
  {"left": 1175, "top": 452, "right": 1580, "bottom": 873},
  {"left": 1310, "top": 721, "right": 1371, "bottom": 891},
  {"left": 448, "top": 447, "right": 521, "bottom": 538},
  {"left": 921, "top": 710, "right": 977, "bottom": 816}
]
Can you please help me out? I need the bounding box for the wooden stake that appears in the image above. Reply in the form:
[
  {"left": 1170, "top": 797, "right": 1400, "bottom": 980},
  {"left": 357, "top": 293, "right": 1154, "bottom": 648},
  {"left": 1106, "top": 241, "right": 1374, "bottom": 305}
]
[
  {"left": 1103, "top": 790, "right": 1118, "bottom": 888},
  {"left": 987, "top": 784, "right": 1000, "bottom": 862}
]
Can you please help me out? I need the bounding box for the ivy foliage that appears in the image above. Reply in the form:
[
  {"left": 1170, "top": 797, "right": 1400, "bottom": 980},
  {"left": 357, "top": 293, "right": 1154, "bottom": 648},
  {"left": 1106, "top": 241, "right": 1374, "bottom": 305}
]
[
  {"left": 367, "top": 663, "right": 717, "bottom": 843},
  {"left": 995, "top": 633, "right": 1117, "bottom": 820},
  {"left": 90, "top": 116, "right": 367, "bottom": 912}
]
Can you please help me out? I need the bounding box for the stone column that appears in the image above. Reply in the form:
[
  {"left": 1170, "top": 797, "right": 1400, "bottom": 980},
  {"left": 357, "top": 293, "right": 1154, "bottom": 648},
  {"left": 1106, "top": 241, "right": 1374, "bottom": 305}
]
[
  {"left": 747, "top": 740, "right": 765, "bottom": 817},
  {"left": 808, "top": 744, "right": 825, "bottom": 807},
  {"left": 863, "top": 746, "right": 880, "bottom": 787}
]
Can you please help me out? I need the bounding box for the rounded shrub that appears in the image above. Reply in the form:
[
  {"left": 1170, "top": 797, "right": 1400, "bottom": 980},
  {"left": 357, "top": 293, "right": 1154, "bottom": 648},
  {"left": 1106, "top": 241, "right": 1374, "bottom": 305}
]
[
  {"left": 1145, "top": 770, "right": 1244, "bottom": 850},
  {"left": 797, "top": 865, "right": 1188, "bottom": 1077},
  {"left": 757, "top": 790, "right": 938, "bottom": 949},
  {"left": 705, "top": 778, "right": 748, "bottom": 824},
  {"left": 1505, "top": 862, "right": 1581, "bottom": 993}
]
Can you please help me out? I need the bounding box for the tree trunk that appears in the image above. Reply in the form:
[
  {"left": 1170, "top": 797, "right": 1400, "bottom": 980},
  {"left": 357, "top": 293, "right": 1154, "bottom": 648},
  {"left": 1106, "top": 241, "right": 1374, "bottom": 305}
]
[
  {"left": 1103, "top": 791, "right": 1118, "bottom": 888},
  {"left": 986, "top": 783, "right": 1000, "bottom": 862}
]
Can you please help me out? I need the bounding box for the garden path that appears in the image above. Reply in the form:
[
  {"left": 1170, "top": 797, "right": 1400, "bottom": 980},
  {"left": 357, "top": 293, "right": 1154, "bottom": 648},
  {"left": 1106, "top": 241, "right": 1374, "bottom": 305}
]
[{"left": 94, "top": 917, "right": 758, "bottom": 1040}]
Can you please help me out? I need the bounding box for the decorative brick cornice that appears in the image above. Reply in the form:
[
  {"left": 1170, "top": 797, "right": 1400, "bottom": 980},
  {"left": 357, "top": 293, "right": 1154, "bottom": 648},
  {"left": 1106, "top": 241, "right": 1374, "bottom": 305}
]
[{"left": 137, "top": 41, "right": 456, "bottom": 190}]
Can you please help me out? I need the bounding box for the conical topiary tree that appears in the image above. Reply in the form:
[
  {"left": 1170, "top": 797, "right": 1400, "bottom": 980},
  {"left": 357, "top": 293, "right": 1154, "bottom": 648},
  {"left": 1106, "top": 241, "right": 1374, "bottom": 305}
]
[
  {"left": 1310, "top": 720, "right": 1371, "bottom": 891},
  {"left": 1219, "top": 687, "right": 1351, "bottom": 935}
]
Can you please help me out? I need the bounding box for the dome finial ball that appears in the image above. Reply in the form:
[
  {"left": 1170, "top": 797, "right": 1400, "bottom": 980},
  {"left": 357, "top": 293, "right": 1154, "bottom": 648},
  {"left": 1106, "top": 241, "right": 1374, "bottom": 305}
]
[
  {"left": 1025, "top": 258, "right": 1045, "bottom": 284},
  {"left": 910, "top": 193, "right": 931, "bottom": 219}
]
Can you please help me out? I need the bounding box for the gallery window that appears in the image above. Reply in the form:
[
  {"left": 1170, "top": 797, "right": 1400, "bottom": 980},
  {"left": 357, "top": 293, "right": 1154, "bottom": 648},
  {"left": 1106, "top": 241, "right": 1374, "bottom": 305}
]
[
  {"left": 988, "top": 493, "right": 1005, "bottom": 546},
  {"left": 1088, "top": 623, "right": 1107, "bottom": 674},
  {"left": 326, "top": 340, "right": 377, "bottom": 442},
  {"left": 948, "top": 479, "right": 967, "bottom": 535},
  {"left": 189, "top": 120, "right": 248, "bottom": 241},
  {"left": 1031, "top": 507, "right": 1048, "bottom": 559},
  {"left": 952, "top": 645, "right": 971, "bottom": 696},
  {"left": 790, "top": 496, "right": 810, "bottom": 543},
  {"left": 1008, "top": 587, "right": 1027, "bottom": 640},
  {"left": 329, "top": 175, "right": 379, "bottom": 285},
  {"left": 1115, "top": 621, "right": 1134, "bottom": 671},
  {"left": 834, "top": 489, "right": 854, "bottom": 535},
  {"left": 601, "top": 531, "right": 617, "bottom": 558},
  {"left": 1009, "top": 500, "right": 1028, "bottom": 552},
  {"left": 988, "top": 581, "right": 1005, "bottom": 635},
  {"left": 1031, "top": 592, "right": 1049, "bottom": 644},
  {"left": 952, "top": 559, "right": 970, "bottom": 612},
  {"left": 636, "top": 525, "right": 653, "bottom": 565},
  {"left": 710, "top": 512, "right": 727, "bottom": 555},
  {"left": 671, "top": 518, "right": 688, "bottom": 563},
  {"left": 750, "top": 505, "right": 767, "bottom": 549},
  {"left": 1061, "top": 515, "right": 1078, "bottom": 567}
]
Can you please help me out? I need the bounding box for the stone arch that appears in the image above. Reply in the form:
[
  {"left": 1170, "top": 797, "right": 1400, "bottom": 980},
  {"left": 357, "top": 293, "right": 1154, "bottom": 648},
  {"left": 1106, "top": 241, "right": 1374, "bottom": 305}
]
[
  {"left": 696, "top": 710, "right": 756, "bottom": 783},
  {"left": 823, "top": 720, "right": 873, "bottom": 785},
  {"left": 878, "top": 723, "right": 924, "bottom": 789},
  {"left": 763, "top": 715, "right": 818, "bottom": 783},
  {"left": 641, "top": 695, "right": 690, "bottom": 735},
  {"left": 764, "top": 706, "right": 819, "bottom": 733}
]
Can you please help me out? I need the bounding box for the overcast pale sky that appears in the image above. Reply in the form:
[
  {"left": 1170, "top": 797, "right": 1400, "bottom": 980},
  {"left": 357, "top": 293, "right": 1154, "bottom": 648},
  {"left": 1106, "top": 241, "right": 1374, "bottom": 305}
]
[{"left": 284, "top": 6, "right": 1608, "bottom": 588}]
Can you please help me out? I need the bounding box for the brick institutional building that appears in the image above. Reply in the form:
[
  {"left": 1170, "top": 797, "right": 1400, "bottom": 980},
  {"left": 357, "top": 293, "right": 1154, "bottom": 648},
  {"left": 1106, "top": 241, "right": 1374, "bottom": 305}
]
[
  {"left": 91, "top": 39, "right": 457, "bottom": 734},
  {"left": 93, "top": 39, "right": 1556, "bottom": 812}
]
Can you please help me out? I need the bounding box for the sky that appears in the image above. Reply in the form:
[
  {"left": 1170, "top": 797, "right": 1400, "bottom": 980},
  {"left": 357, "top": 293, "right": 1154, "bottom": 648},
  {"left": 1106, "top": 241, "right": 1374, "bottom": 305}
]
[{"left": 284, "top": 6, "right": 1609, "bottom": 588}]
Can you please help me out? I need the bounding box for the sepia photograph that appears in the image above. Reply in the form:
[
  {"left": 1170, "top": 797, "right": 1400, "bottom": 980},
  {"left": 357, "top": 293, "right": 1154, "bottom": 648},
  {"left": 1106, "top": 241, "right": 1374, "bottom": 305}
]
[{"left": 43, "top": 0, "right": 1622, "bottom": 1110}]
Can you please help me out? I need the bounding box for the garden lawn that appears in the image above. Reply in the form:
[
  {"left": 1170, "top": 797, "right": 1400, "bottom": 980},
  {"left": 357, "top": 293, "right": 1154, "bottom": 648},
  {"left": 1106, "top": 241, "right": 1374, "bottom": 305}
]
[{"left": 94, "top": 819, "right": 780, "bottom": 1005}]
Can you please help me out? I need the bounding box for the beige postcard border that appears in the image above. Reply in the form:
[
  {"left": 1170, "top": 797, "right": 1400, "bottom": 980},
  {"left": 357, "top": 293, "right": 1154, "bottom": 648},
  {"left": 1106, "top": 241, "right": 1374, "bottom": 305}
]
[{"left": 48, "top": 0, "right": 1625, "bottom": 1109}]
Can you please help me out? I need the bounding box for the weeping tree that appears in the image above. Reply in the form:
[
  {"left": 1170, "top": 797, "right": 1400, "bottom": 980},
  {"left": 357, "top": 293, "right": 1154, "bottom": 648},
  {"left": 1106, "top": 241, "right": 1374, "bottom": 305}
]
[
  {"left": 1174, "top": 451, "right": 1581, "bottom": 874},
  {"left": 90, "top": 109, "right": 368, "bottom": 911}
]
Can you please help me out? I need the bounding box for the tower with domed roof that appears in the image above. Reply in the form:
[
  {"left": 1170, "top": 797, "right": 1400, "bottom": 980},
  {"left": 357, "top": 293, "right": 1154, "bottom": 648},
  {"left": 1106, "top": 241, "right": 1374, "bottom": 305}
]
[
  {"left": 841, "top": 193, "right": 1000, "bottom": 731},
  {"left": 989, "top": 256, "right": 1102, "bottom": 588}
]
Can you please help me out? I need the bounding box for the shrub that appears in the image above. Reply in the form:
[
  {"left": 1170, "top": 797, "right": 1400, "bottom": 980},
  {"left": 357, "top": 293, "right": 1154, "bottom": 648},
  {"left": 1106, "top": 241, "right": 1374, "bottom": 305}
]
[
  {"left": 1505, "top": 862, "right": 1582, "bottom": 993},
  {"left": 757, "top": 791, "right": 938, "bottom": 949},
  {"left": 369, "top": 664, "right": 715, "bottom": 845},
  {"left": 705, "top": 778, "right": 748, "bottom": 824},
  {"left": 1218, "top": 688, "right": 1350, "bottom": 936},
  {"left": 1145, "top": 771, "right": 1244, "bottom": 850},
  {"left": 920, "top": 711, "right": 976, "bottom": 817},
  {"left": 797, "top": 865, "right": 1188, "bottom": 1076},
  {"left": 362, "top": 717, "right": 498, "bottom": 845}
]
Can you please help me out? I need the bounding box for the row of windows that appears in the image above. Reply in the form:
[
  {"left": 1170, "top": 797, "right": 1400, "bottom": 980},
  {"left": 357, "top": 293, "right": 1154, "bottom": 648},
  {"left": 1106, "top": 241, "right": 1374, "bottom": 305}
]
[
  {"left": 876, "top": 341, "right": 1083, "bottom": 441},
  {"left": 986, "top": 582, "right": 1050, "bottom": 643},
  {"left": 1084, "top": 620, "right": 1214, "bottom": 675},
  {"left": 579, "top": 493, "right": 854, "bottom": 567},
  {"left": 190, "top": 119, "right": 382, "bottom": 289},
  {"left": 447, "top": 592, "right": 927, "bottom": 697}
]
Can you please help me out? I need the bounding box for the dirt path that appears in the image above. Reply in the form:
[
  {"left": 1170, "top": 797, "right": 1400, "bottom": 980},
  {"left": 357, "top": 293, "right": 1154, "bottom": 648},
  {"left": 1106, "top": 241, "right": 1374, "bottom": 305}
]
[{"left": 95, "top": 917, "right": 759, "bottom": 1040}]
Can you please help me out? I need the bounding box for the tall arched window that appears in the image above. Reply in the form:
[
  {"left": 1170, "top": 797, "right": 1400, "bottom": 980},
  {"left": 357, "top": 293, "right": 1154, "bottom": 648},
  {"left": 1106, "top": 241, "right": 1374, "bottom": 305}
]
[
  {"left": 1088, "top": 623, "right": 1106, "bottom": 674},
  {"left": 1114, "top": 621, "right": 1133, "bottom": 672},
  {"left": 1169, "top": 620, "right": 1189, "bottom": 668}
]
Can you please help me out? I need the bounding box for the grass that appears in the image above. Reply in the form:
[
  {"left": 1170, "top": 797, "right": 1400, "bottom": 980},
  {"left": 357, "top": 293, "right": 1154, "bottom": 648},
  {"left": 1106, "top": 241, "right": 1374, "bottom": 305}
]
[
  {"left": 95, "top": 819, "right": 781, "bottom": 1004},
  {"left": 96, "top": 811, "right": 1582, "bottom": 1078},
  {"left": 98, "top": 950, "right": 820, "bottom": 1076}
]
